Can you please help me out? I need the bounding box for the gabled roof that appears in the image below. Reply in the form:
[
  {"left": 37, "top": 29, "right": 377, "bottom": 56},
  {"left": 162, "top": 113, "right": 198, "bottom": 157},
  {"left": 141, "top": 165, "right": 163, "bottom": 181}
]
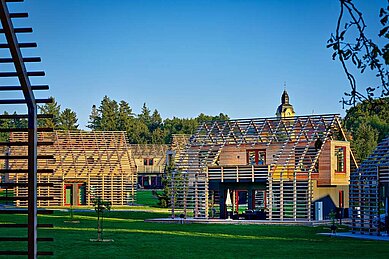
[
  {"left": 177, "top": 114, "right": 355, "bottom": 175},
  {"left": 9, "top": 130, "right": 134, "bottom": 175}
]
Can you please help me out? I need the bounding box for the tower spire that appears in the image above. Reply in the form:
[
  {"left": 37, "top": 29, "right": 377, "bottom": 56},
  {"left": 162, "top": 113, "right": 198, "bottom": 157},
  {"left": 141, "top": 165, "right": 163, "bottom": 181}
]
[{"left": 276, "top": 87, "right": 295, "bottom": 118}]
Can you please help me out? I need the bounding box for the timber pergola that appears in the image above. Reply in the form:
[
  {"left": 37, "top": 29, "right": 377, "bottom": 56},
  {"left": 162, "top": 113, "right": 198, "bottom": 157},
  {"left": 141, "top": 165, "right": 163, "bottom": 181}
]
[
  {"left": 8, "top": 131, "right": 136, "bottom": 206},
  {"left": 171, "top": 114, "right": 357, "bottom": 220},
  {"left": 350, "top": 137, "right": 389, "bottom": 235},
  {"left": 0, "top": 0, "right": 53, "bottom": 257}
]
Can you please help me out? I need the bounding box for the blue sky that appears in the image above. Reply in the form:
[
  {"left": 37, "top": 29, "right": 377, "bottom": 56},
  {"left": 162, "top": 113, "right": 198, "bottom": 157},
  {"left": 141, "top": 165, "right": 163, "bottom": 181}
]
[{"left": 2, "top": 0, "right": 386, "bottom": 128}]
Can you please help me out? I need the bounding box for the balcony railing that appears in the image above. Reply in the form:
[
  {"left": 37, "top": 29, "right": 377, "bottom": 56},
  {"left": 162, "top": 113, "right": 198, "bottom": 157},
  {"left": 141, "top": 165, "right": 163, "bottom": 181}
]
[
  {"left": 136, "top": 165, "right": 165, "bottom": 174},
  {"left": 207, "top": 165, "right": 269, "bottom": 182}
]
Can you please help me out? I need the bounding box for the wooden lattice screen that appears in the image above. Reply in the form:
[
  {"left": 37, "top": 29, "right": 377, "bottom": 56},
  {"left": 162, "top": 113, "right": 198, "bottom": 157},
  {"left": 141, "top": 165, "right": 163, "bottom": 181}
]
[
  {"left": 350, "top": 137, "right": 389, "bottom": 235},
  {"left": 7, "top": 130, "right": 136, "bottom": 206}
]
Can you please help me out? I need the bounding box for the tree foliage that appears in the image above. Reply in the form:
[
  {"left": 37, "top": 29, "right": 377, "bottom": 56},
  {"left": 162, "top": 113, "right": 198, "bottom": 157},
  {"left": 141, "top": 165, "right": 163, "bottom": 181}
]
[
  {"left": 344, "top": 97, "right": 389, "bottom": 161},
  {"left": 328, "top": 0, "right": 389, "bottom": 107},
  {"left": 59, "top": 108, "right": 79, "bottom": 130},
  {"left": 39, "top": 97, "right": 61, "bottom": 128},
  {"left": 87, "top": 105, "right": 101, "bottom": 130},
  {"left": 87, "top": 96, "right": 229, "bottom": 144}
]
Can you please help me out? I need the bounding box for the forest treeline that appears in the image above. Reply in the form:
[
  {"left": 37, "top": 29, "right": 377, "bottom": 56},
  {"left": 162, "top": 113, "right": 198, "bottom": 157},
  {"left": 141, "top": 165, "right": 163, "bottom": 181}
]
[
  {"left": 0, "top": 96, "right": 228, "bottom": 144},
  {"left": 1, "top": 95, "right": 388, "bottom": 161}
]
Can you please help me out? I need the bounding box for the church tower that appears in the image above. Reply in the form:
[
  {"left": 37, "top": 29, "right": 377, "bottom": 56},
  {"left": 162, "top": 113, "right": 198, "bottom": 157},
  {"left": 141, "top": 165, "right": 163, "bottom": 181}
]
[{"left": 276, "top": 89, "right": 295, "bottom": 118}]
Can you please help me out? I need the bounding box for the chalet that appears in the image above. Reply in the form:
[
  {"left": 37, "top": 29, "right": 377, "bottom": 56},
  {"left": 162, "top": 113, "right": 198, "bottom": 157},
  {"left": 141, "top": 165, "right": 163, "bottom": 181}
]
[
  {"left": 350, "top": 137, "right": 389, "bottom": 235},
  {"left": 130, "top": 144, "right": 169, "bottom": 189},
  {"left": 6, "top": 131, "right": 136, "bottom": 206},
  {"left": 170, "top": 91, "right": 357, "bottom": 220}
]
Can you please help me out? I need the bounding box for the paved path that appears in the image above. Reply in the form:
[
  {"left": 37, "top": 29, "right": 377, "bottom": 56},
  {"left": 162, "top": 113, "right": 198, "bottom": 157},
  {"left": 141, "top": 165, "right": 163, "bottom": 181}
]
[
  {"left": 145, "top": 217, "right": 346, "bottom": 226},
  {"left": 319, "top": 232, "right": 389, "bottom": 241}
]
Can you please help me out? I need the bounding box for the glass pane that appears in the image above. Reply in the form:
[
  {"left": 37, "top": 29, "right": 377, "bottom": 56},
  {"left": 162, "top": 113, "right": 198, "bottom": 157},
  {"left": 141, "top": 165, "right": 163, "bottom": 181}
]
[
  {"left": 79, "top": 185, "right": 86, "bottom": 205},
  {"left": 258, "top": 151, "right": 266, "bottom": 165},
  {"left": 248, "top": 151, "right": 255, "bottom": 165},
  {"left": 336, "top": 147, "right": 344, "bottom": 172},
  {"left": 65, "top": 186, "right": 72, "bottom": 205}
]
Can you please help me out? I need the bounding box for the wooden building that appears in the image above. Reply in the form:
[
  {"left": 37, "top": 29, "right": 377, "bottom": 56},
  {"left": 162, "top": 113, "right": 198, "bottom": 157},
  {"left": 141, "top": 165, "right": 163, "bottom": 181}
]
[
  {"left": 6, "top": 131, "right": 136, "bottom": 206},
  {"left": 170, "top": 92, "right": 356, "bottom": 220},
  {"left": 130, "top": 144, "right": 169, "bottom": 189},
  {"left": 171, "top": 114, "right": 356, "bottom": 220},
  {"left": 350, "top": 137, "right": 389, "bottom": 235}
]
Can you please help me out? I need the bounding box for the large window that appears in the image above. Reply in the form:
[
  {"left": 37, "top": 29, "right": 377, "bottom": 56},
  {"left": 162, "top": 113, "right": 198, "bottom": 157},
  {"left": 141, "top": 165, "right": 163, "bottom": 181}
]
[
  {"left": 247, "top": 149, "right": 266, "bottom": 165},
  {"left": 335, "top": 146, "right": 346, "bottom": 173}
]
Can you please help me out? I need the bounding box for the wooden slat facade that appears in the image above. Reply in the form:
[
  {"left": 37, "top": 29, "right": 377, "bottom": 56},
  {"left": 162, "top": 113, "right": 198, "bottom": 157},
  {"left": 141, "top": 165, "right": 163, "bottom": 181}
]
[
  {"left": 171, "top": 114, "right": 356, "bottom": 220},
  {"left": 350, "top": 137, "right": 389, "bottom": 235},
  {"left": 7, "top": 130, "right": 136, "bottom": 206}
]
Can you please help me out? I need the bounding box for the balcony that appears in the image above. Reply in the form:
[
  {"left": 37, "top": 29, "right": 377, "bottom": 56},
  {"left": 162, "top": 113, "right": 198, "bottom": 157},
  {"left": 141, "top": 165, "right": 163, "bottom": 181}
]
[
  {"left": 207, "top": 165, "right": 269, "bottom": 182},
  {"left": 136, "top": 165, "right": 165, "bottom": 174}
]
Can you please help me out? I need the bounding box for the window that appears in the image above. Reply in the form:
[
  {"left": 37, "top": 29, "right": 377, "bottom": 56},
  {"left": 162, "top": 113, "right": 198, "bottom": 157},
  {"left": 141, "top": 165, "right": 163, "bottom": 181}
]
[
  {"left": 246, "top": 150, "right": 266, "bottom": 165},
  {"left": 143, "top": 158, "right": 154, "bottom": 166},
  {"left": 335, "top": 146, "right": 346, "bottom": 173}
]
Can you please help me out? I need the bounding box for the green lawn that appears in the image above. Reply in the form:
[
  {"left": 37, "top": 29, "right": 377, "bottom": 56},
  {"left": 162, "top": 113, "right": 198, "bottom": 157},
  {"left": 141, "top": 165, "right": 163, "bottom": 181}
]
[
  {"left": 136, "top": 189, "right": 159, "bottom": 207},
  {"left": 0, "top": 209, "right": 388, "bottom": 258}
]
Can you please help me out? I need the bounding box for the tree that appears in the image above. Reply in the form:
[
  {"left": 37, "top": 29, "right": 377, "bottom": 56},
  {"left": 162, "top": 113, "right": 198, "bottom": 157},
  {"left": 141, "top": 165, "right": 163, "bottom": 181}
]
[
  {"left": 99, "top": 96, "right": 119, "bottom": 131},
  {"left": 328, "top": 0, "right": 389, "bottom": 107},
  {"left": 117, "top": 100, "right": 134, "bottom": 132},
  {"left": 91, "top": 197, "right": 111, "bottom": 242},
  {"left": 138, "top": 103, "right": 151, "bottom": 127},
  {"left": 151, "top": 127, "right": 165, "bottom": 144},
  {"left": 128, "top": 119, "right": 150, "bottom": 144},
  {"left": 59, "top": 108, "right": 79, "bottom": 130},
  {"left": 87, "top": 105, "right": 101, "bottom": 130},
  {"left": 344, "top": 97, "right": 389, "bottom": 161},
  {"left": 0, "top": 112, "right": 11, "bottom": 142},
  {"left": 38, "top": 97, "right": 61, "bottom": 128},
  {"left": 352, "top": 122, "right": 379, "bottom": 162},
  {"left": 150, "top": 109, "right": 162, "bottom": 132}
]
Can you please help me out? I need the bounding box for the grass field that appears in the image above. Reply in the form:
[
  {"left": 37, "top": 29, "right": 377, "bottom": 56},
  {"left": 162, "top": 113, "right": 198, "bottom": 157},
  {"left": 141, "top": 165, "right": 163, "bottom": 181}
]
[
  {"left": 136, "top": 189, "right": 160, "bottom": 207},
  {"left": 0, "top": 208, "right": 389, "bottom": 259}
]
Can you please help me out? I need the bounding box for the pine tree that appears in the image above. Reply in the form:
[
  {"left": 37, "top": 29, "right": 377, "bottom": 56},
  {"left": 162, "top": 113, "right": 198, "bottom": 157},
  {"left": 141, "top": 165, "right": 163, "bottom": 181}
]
[
  {"left": 59, "top": 108, "right": 79, "bottom": 130},
  {"left": 118, "top": 100, "right": 134, "bottom": 132},
  {"left": 150, "top": 109, "right": 162, "bottom": 132},
  {"left": 128, "top": 119, "right": 149, "bottom": 144},
  {"left": 138, "top": 103, "right": 151, "bottom": 127},
  {"left": 99, "top": 96, "right": 119, "bottom": 131},
  {"left": 38, "top": 97, "right": 61, "bottom": 129},
  {"left": 87, "top": 105, "right": 101, "bottom": 130}
]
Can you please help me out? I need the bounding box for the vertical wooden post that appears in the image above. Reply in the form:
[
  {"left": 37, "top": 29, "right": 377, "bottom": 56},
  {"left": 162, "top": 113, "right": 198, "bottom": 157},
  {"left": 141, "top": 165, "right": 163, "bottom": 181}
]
[
  {"left": 27, "top": 105, "right": 38, "bottom": 259},
  {"left": 293, "top": 173, "right": 297, "bottom": 221},
  {"left": 268, "top": 165, "right": 272, "bottom": 220},
  {"left": 280, "top": 173, "right": 284, "bottom": 221}
]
